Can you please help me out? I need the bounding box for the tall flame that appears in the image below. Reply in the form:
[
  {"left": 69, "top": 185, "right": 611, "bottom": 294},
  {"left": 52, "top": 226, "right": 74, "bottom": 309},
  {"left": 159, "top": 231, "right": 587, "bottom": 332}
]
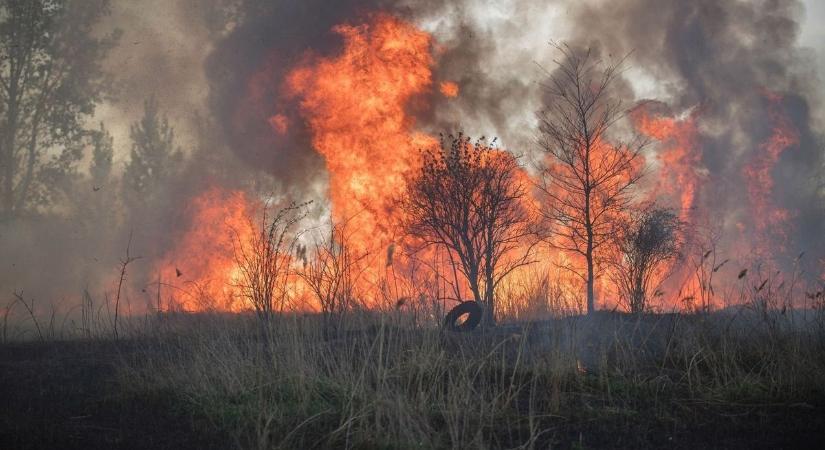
[
  {"left": 742, "top": 92, "right": 799, "bottom": 258},
  {"left": 633, "top": 107, "right": 704, "bottom": 226},
  {"left": 148, "top": 15, "right": 809, "bottom": 315},
  {"left": 282, "top": 13, "right": 437, "bottom": 275}
]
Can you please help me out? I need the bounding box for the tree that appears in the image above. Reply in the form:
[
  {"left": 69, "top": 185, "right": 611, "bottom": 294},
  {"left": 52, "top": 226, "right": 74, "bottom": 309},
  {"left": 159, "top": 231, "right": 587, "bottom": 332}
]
[
  {"left": 537, "top": 45, "right": 646, "bottom": 314},
  {"left": 610, "top": 206, "right": 682, "bottom": 313},
  {"left": 0, "top": 0, "right": 118, "bottom": 219},
  {"left": 404, "top": 134, "right": 536, "bottom": 326},
  {"left": 122, "top": 96, "right": 181, "bottom": 205}
]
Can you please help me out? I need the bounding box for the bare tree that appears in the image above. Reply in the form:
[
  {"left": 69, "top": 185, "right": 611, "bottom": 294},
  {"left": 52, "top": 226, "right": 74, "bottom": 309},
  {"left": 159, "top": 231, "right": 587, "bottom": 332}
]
[
  {"left": 234, "top": 201, "right": 309, "bottom": 323},
  {"left": 610, "top": 206, "right": 682, "bottom": 313},
  {"left": 300, "top": 222, "right": 366, "bottom": 338},
  {"left": 537, "top": 44, "right": 646, "bottom": 314},
  {"left": 404, "top": 134, "right": 537, "bottom": 326}
]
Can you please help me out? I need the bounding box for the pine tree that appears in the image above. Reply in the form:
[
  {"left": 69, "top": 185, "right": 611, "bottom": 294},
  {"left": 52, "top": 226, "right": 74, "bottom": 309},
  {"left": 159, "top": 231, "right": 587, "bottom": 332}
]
[{"left": 122, "top": 96, "right": 180, "bottom": 205}]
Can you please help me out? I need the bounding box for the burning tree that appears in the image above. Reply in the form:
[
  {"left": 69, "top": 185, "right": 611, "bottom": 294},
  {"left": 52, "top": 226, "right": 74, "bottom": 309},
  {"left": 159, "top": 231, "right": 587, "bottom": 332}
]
[
  {"left": 404, "top": 134, "right": 536, "bottom": 326},
  {"left": 610, "top": 206, "right": 682, "bottom": 313},
  {"left": 537, "top": 45, "right": 646, "bottom": 314}
]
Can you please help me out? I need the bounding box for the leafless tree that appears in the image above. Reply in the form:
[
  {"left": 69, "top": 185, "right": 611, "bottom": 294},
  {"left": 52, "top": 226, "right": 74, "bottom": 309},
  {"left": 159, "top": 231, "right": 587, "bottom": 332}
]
[
  {"left": 404, "top": 134, "right": 537, "bottom": 326},
  {"left": 537, "top": 44, "right": 646, "bottom": 314},
  {"left": 300, "top": 222, "right": 366, "bottom": 338},
  {"left": 610, "top": 206, "right": 682, "bottom": 313},
  {"left": 234, "top": 201, "right": 309, "bottom": 323}
]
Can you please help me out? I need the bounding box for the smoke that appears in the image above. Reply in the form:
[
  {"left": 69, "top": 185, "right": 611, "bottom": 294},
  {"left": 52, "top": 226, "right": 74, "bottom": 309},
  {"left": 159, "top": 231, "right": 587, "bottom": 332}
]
[
  {"left": 204, "top": 0, "right": 401, "bottom": 191},
  {"left": 1, "top": 0, "right": 823, "bottom": 318},
  {"left": 400, "top": 0, "right": 825, "bottom": 275},
  {"left": 562, "top": 0, "right": 825, "bottom": 271}
]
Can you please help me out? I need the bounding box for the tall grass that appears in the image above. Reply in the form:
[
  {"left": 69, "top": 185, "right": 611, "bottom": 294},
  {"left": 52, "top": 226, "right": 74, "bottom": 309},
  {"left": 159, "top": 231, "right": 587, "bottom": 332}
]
[{"left": 112, "top": 295, "right": 825, "bottom": 449}]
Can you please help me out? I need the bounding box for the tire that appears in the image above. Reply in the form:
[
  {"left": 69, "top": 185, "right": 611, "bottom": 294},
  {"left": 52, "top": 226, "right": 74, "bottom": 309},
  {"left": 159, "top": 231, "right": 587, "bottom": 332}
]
[{"left": 443, "top": 301, "right": 483, "bottom": 332}]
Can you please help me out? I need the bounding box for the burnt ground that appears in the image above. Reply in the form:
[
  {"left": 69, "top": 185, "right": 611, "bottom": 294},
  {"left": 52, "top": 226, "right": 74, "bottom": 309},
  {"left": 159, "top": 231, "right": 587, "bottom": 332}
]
[
  {"left": 1, "top": 318, "right": 825, "bottom": 449},
  {"left": 0, "top": 340, "right": 227, "bottom": 450}
]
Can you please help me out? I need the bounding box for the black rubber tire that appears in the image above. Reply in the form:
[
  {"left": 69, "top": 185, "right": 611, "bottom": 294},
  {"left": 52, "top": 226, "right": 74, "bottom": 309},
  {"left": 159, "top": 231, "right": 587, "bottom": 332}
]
[{"left": 443, "top": 301, "right": 483, "bottom": 332}]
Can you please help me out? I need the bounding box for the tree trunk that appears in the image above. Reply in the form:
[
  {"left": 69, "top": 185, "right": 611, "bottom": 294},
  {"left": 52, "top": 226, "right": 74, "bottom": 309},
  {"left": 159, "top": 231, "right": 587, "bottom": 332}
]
[
  {"left": 585, "top": 180, "right": 595, "bottom": 315},
  {"left": 467, "top": 267, "right": 490, "bottom": 327},
  {"left": 632, "top": 272, "right": 645, "bottom": 313},
  {"left": 586, "top": 246, "right": 595, "bottom": 315},
  {"left": 2, "top": 91, "right": 18, "bottom": 219},
  {"left": 483, "top": 279, "right": 496, "bottom": 327}
]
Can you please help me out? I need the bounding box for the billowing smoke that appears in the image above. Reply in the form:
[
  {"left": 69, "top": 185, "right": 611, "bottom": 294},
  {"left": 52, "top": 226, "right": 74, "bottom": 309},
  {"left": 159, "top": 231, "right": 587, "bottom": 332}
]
[
  {"left": 1, "top": 0, "right": 822, "bottom": 319},
  {"left": 205, "top": 0, "right": 398, "bottom": 190},
  {"left": 564, "top": 0, "right": 824, "bottom": 273},
  {"left": 402, "top": 0, "right": 825, "bottom": 277}
]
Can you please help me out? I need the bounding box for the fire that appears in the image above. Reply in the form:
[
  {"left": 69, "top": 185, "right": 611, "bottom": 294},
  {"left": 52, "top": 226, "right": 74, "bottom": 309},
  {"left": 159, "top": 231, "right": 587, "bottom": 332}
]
[
  {"left": 145, "top": 14, "right": 809, "bottom": 316},
  {"left": 631, "top": 94, "right": 801, "bottom": 310},
  {"left": 631, "top": 106, "right": 707, "bottom": 307},
  {"left": 268, "top": 114, "right": 289, "bottom": 135},
  {"left": 632, "top": 106, "right": 704, "bottom": 226},
  {"left": 155, "top": 187, "right": 256, "bottom": 312},
  {"left": 282, "top": 13, "right": 437, "bottom": 278},
  {"left": 742, "top": 92, "right": 798, "bottom": 258},
  {"left": 439, "top": 81, "right": 459, "bottom": 97}
]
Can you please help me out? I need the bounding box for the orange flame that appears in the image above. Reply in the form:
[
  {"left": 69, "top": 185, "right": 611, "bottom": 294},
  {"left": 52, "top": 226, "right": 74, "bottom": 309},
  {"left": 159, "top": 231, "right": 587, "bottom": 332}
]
[
  {"left": 439, "top": 81, "right": 459, "bottom": 98},
  {"left": 632, "top": 107, "right": 704, "bottom": 226},
  {"left": 282, "top": 13, "right": 438, "bottom": 279},
  {"left": 155, "top": 187, "right": 256, "bottom": 311},
  {"left": 742, "top": 92, "right": 798, "bottom": 258},
  {"left": 153, "top": 15, "right": 808, "bottom": 316}
]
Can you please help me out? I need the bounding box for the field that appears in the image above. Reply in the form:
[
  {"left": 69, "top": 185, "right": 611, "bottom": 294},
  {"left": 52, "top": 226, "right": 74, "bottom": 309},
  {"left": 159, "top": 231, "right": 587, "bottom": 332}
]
[{"left": 3, "top": 308, "right": 825, "bottom": 449}]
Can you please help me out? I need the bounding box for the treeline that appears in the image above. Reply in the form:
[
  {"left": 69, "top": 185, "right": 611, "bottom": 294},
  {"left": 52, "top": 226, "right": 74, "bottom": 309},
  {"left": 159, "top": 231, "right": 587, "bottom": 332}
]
[{"left": 0, "top": 1, "right": 186, "bottom": 219}]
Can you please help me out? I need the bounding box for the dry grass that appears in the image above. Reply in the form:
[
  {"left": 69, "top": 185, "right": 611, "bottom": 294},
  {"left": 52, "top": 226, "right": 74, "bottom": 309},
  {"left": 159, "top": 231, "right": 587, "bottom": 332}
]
[
  {"left": 107, "top": 302, "right": 825, "bottom": 449},
  {"left": 3, "top": 270, "right": 825, "bottom": 449}
]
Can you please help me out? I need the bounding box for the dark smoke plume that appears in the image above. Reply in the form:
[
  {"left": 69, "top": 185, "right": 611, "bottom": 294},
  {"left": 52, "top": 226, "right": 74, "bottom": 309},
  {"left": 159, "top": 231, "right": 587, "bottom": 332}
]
[
  {"left": 407, "top": 0, "right": 824, "bottom": 276},
  {"left": 564, "top": 0, "right": 824, "bottom": 271},
  {"left": 1, "top": 0, "right": 822, "bottom": 318},
  {"left": 205, "top": 0, "right": 404, "bottom": 190}
]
